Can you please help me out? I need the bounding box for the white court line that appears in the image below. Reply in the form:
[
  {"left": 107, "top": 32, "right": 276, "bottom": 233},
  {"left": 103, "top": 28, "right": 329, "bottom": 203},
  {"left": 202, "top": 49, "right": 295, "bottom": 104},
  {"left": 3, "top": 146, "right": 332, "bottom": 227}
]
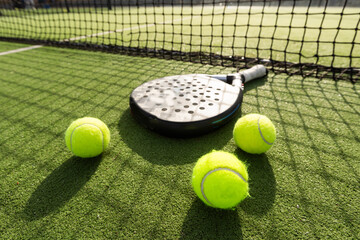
[
  {"left": 0, "top": 18, "right": 186, "bottom": 54},
  {"left": 0, "top": 45, "right": 43, "bottom": 56},
  {"left": 0, "top": 9, "right": 219, "bottom": 55},
  {"left": 62, "top": 15, "right": 194, "bottom": 42}
]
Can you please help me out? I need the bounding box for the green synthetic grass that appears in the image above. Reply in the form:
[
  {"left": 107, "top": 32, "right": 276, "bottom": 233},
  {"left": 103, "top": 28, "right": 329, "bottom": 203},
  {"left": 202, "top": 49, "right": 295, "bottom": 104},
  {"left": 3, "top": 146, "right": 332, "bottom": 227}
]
[
  {"left": 0, "top": 41, "right": 359, "bottom": 239},
  {"left": 0, "top": 40, "right": 32, "bottom": 51},
  {"left": 0, "top": 6, "right": 359, "bottom": 68}
]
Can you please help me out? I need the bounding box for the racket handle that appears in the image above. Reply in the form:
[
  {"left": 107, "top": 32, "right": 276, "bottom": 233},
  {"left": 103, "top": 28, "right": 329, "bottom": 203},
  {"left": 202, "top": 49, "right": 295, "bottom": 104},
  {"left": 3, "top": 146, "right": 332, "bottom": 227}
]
[
  {"left": 209, "top": 65, "right": 267, "bottom": 87},
  {"left": 240, "top": 65, "right": 268, "bottom": 83}
]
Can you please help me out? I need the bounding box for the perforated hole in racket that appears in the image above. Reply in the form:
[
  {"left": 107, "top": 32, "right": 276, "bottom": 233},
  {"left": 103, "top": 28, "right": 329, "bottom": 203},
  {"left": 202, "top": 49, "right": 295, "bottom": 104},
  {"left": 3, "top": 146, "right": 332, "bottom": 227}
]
[{"left": 131, "top": 74, "right": 241, "bottom": 123}]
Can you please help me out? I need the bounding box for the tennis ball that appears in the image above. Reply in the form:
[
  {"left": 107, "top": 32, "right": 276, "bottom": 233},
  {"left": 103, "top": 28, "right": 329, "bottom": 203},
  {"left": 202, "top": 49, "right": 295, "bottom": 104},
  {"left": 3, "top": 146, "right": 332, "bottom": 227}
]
[
  {"left": 65, "top": 117, "right": 110, "bottom": 158},
  {"left": 192, "top": 151, "right": 249, "bottom": 209},
  {"left": 233, "top": 114, "right": 276, "bottom": 154}
]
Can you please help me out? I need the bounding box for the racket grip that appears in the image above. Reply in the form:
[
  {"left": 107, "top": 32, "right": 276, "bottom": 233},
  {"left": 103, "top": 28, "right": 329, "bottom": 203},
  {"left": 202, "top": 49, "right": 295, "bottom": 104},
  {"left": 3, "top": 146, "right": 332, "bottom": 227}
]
[{"left": 240, "top": 65, "right": 268, "bottom": 83}]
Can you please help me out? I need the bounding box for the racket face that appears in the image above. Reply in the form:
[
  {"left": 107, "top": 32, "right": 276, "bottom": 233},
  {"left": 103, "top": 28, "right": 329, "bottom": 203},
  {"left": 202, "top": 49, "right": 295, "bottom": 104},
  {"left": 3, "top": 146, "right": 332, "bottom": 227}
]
[{"left": 130, "top": 74, "right": 243, "bottom": 137}]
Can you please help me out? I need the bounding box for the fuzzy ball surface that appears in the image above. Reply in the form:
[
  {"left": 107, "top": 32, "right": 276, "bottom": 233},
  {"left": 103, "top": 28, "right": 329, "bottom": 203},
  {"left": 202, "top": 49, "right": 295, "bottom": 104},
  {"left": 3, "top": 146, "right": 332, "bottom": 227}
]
[
  {"left": 65, "top": 117, "right": 110, "bottom": 158},
  {"left": 233, "top": 114, "right": 276, "bottom": 154},
  {"left": 192, "top": 151, "right": 249, "bottom": 209}
]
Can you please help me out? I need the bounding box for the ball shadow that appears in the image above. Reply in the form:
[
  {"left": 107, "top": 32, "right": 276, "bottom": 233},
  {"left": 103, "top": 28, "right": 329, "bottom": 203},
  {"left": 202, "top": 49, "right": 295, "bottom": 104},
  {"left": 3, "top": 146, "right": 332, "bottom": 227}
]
[
  {"left": 118, "top": 109, "right": 236, "bottom": 165},
  {"left": 235, "top": 149, "right": 276, "bottom": 215},
  {"left": 180, "top": 198, "right": 243, "bottom": 240},
  {"left": 23, "top": 156, "right": 101, "bottom": 221}
]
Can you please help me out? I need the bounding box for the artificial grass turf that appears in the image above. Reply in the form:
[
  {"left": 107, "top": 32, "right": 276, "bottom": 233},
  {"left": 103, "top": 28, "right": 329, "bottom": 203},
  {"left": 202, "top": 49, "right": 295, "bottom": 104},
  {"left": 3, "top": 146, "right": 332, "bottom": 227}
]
[
  {"left": 0, "top": 41, "right": 34, "bottom": 52},
  {"left": 0, "top": 42, "right": 359, "bottom": 239}
]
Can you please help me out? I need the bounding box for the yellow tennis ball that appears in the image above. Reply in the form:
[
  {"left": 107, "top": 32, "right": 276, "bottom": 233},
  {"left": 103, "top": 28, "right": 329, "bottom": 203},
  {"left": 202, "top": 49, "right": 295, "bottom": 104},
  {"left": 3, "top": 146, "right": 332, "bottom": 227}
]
[
  {"left": 65, "top": 117, "right": 110, "bottom": 158},
  {"left": 192, "top": 151, "right": 249, "bottom": 209},
  {"left": 233, "top": 114, "right": 276, "bottom": 154}
]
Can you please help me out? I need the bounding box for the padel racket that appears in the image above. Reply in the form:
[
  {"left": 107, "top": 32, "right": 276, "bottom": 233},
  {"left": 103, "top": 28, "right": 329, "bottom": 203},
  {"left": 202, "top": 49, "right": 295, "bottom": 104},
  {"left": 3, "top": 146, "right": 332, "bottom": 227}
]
[{"left": 129, "top": 65, "right": 267, "bottom": 137}]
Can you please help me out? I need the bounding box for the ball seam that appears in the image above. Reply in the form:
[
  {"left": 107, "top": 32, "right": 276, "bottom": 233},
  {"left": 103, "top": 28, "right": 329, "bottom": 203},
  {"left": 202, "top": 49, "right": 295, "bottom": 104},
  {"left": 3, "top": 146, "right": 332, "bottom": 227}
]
[
  {"left": 70, "top": 123, "right": 104, "bottom": 154},
  {"left": 201, "top": 167, "right": 247, "bottom": 207},
  {"left": 258, "top": 116, "right": 273, "bottom": 145}
]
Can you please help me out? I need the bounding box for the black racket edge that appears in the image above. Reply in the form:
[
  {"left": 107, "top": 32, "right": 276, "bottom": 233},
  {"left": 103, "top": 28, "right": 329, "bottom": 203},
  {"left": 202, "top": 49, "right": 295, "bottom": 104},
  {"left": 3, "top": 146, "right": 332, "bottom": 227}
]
[
  {"left": 129, "top": 65, "right": 268, "bottom": 137},
  {"left": 129, "top": 91, "right": 244, "bottom": 138}
]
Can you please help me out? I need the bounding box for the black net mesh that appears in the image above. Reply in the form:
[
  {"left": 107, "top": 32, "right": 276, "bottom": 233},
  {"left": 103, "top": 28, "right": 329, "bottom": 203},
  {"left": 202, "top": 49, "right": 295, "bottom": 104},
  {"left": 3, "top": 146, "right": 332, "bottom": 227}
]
[{"left": 0, "top": 0, "right": 359, "bottom": 82}]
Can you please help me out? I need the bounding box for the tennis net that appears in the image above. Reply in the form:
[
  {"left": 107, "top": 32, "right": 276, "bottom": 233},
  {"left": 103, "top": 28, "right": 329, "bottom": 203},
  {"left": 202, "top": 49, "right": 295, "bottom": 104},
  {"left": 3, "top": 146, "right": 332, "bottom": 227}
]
[{"left": 0, "top": 0, "right": 359, "bottom": 82}]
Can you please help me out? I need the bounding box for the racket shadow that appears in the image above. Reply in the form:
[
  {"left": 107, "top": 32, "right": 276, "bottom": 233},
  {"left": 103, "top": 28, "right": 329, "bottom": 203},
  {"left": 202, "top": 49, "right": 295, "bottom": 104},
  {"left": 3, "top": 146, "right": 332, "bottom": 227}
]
[{"left": 118, "top": 109, "right": 237, "bottom": 165}]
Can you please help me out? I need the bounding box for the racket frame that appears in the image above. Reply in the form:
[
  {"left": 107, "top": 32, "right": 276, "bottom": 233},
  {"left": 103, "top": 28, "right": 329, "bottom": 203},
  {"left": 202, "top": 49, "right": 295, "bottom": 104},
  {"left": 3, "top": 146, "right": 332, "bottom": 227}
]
[{"left": 129, "top": 87, "right": 243, "bottom": 137}]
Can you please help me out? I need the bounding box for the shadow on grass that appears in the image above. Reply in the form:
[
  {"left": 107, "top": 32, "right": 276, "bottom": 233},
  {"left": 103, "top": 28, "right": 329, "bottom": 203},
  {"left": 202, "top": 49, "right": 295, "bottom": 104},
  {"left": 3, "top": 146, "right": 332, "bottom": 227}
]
[
  {"left": 118, "top": 108, "right": 237, "bottom": 165},
  {"left": 235, "top": 150, "right": 276, "bottom": 216},
  {"left": 180, "top": 198, "right": 243, "bottom": 240},
  {"left": 117, "top": 75, "right": 266, "bottom": 166},
  {"left": 180, "top": 151, "right": 275, "bottom": 239},
  {"left": 23, "top": 156, "right": 101, "bottom": 221}
]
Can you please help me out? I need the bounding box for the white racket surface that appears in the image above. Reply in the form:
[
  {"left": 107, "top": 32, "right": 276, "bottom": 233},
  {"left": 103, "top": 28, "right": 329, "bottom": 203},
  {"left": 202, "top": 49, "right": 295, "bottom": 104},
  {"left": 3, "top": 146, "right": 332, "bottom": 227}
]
[
  {"left": 131, "top": 74, "right": 241, "bottom": 122},
  {"left": 129, "top": 65, "right": 267, "bottom": 137}
]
